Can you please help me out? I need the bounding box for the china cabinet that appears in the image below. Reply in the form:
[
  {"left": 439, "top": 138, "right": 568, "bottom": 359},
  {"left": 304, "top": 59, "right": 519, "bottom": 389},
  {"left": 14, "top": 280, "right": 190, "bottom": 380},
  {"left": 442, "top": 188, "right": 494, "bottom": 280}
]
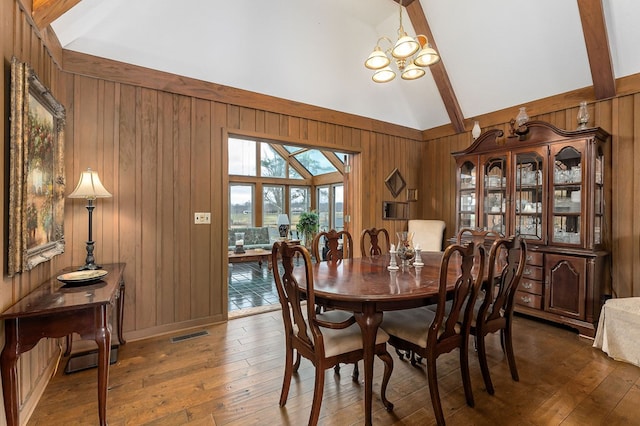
[{"left": 453, "top": 121, "right": 610, "bottom": 337}]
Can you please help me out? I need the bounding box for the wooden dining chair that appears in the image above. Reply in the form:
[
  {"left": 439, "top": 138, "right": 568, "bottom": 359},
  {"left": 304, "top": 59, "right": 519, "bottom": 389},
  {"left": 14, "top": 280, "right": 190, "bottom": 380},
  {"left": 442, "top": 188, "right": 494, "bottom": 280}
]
[
  {"left": 472, "top": 235, "right": 526, "bottom": 395},
  {"left": 380, "top": 242, "right": 485, "bottom": 426},
  {"left": 455, "top": 227, "right": 503, "bottom": 274},
  {"left": 408, "top": 219, "right": 446, "bottom": 251},
  {"left": 360, "top": 227, "right": 390, "bottom": 257},
  {"left": 311, "top": 229, "right": 353, "bottom": 263},
  {"left": 271, "top": 240, "right": 394, "bottom": 425},
  {"left": 456, "top": 228, "right": 503, "bottom": 245}
]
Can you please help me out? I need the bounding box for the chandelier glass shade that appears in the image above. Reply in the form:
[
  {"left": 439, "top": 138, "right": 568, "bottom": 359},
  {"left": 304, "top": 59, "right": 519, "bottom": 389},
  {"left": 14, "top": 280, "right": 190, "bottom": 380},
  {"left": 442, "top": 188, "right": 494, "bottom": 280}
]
[{"left": 364, "top": 3, "right": 440, "bottom": 83}]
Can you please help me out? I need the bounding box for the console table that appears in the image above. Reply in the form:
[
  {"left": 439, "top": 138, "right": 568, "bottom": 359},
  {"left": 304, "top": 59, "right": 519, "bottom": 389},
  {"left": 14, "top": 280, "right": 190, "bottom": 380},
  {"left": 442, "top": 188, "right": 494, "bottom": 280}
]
[
  {"left": 228, "top": 249, "right": 272, "bottom": 270},
  {"left": 0, "top": 263, "right": 126, "bottom": 426}
]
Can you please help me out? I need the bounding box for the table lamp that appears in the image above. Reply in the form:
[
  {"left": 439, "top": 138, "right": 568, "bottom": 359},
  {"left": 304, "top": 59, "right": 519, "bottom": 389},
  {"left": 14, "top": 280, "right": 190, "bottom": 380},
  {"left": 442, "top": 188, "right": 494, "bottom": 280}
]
[
  {"left": 277, "top": 214, "right": 290, "bottom": 240},
  {"left": 68, "top": 168, "right": 112, "bottom": 270}
]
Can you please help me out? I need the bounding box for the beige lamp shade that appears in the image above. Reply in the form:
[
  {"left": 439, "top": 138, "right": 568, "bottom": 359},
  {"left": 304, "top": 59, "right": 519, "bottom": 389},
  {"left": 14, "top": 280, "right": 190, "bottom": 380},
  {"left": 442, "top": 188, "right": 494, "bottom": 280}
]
[
  {"left": 392, "top": 34, "right": 419, "bottom": 59},
  {"left": 68, "top": 168, "right": 112, "bottom": 200},
  {"left": 365, "top": 47, "right": 390, "bottom": 70}
]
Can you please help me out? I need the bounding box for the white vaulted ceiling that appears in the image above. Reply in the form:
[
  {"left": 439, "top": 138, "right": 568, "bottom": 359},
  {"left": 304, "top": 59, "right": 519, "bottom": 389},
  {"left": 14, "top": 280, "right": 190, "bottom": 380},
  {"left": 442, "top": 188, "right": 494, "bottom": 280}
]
[{"left": 49, "top": 0, "right": 640, "bottom": 131}]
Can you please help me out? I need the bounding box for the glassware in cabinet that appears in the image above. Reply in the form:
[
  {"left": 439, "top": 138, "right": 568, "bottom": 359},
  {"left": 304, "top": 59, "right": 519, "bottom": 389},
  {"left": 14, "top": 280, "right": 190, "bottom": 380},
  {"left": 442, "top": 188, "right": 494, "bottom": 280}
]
[
  {"left": 458, "top": 161, "right": 477, "bottom": 229},
  {"left": 514, "top": 151, "right": 544, "bottom": 242},
  {"left": 551, "top": 146, "right": 583, "bottom": 245},
  {"left": 483, "top": 156, "right": 507, "bottom": 235}
]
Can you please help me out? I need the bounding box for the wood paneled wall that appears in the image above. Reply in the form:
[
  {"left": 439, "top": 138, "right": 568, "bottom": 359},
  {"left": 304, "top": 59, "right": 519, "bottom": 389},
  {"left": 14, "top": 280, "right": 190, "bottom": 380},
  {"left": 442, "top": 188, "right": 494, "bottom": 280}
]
[
  {"left": 1, "top": 0, "right": 72, "bottom": 423},
  {"left": 421, "top": 90, "right": 640, "bottom": 298},
  {"left": 2, "top": 1, "right": 422, "bottom": 420},
  {"left": 65, "top": 70, "right": 423, "bottom": 341},
  {"left": 4, "top": 0, "right": 640, "bottom": 422}
]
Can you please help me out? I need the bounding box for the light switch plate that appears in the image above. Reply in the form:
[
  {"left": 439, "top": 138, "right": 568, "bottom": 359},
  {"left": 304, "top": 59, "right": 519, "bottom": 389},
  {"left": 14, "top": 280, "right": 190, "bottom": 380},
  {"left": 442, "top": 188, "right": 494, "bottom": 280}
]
[{"left": 194, "top": 212, "right": 211, "bottom": 224}]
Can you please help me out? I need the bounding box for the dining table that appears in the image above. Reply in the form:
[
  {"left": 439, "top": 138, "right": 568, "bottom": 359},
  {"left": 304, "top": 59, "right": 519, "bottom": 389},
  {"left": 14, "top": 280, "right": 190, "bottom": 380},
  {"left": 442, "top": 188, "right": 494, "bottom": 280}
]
[{"left": 293, "top": 251, "right": 464, "bottom": 426}]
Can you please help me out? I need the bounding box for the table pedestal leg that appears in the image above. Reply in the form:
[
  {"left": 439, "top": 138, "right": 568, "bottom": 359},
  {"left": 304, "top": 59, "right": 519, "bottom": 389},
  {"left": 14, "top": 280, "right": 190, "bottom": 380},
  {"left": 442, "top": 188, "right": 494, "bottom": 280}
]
[{"left": 354, "top": 308, "right": 382, "bottom": 426}]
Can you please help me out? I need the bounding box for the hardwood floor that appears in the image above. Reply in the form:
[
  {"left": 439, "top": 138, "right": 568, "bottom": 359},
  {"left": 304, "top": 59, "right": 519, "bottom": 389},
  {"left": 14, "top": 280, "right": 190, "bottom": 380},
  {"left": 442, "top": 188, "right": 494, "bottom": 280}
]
[{"left": 28, "top": 311, "right": 640, "bottom": 425}]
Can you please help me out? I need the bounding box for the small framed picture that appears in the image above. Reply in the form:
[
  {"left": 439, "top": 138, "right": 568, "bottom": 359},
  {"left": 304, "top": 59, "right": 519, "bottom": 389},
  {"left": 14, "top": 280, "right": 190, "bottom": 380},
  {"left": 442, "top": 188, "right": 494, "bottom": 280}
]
[{"left": 407, "top": 188, "right": 418, "bottom": 202}]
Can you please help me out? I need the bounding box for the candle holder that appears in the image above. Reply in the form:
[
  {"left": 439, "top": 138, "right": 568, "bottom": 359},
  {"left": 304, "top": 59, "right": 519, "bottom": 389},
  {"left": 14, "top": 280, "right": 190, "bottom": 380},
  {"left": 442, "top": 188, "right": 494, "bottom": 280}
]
[
  {"left": 234, "top": 232, "right": 246, "bottom": 254},
  {"left": 388, "top": 245, "right": 399, "bottom": 270},
  {"left": 413, "top": 247, "right": 424, "bottom": 266}
]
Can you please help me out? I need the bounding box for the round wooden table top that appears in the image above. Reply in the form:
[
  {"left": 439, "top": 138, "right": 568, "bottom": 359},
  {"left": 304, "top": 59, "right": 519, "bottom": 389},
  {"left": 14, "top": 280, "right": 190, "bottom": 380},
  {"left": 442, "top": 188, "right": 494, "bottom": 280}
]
[{"left": 296, "top": 251, "right": 461, "bottom": 306}]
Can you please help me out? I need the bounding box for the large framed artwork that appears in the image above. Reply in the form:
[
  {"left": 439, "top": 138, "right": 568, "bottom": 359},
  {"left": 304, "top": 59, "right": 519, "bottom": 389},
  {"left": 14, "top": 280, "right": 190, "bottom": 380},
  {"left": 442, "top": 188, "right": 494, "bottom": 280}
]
[{"left": 8, "top": 57, "right": 66, "bottom": 276}]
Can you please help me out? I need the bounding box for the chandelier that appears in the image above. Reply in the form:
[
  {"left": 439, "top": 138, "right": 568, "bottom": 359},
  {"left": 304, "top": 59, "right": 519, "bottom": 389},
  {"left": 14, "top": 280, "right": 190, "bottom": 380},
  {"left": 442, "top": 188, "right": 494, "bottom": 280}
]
[{"left": 364, "top": 2, "right": 440, "bottom": 83}]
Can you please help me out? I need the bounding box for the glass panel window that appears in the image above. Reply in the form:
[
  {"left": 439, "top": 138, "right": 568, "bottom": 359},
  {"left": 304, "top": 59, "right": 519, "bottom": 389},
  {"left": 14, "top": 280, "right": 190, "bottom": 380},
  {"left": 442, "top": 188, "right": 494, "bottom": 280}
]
[
  {"left": 228, "top": 138, "right": 256, "bottom": 176},
  {"left": 317, "top": 186, "right": 330, "bottom": 231},
  {"left": 333, "top": 152, "right": 349, "bottom": 164},
  {"left": 260, "top": 143, "right": 286, "bottom": 177},
  {"left": 229, "top": 184, "right": 254, "bottom": 228},
  {"left": 263, "top": 185, "right": 284, "bottom": 227},
  {"left": 290, "top": 186, "right": 310, "bottom": 231},
  {"left": 333, "top": 185, "right": 344, "bottom": 230},
  {"left": 283, "top": 145, "right": 303, "bottom": 154},
  {"left": 288, "top": 166, "right": 303, "bottom": 179},
  {"left": 295, "top": 150, "right": 337, "bottom": 175}
]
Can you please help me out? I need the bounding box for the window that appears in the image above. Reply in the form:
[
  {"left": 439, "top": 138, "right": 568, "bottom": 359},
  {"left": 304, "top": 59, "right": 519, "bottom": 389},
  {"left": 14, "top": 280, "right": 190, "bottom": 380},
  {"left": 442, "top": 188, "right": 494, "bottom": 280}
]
[
  {"left": 333, "top": 184, "right": 344, "bottom": 231},
  {"left": 228, "top": 136, "right": 349, "bottom": 229},
  {"left": 229, "top": 184, "right": 254, "bottom": 228},
  {"left": 228, "top": 138, "right": 256, "bottom": 176},
  {"left": 295, "top": 150, "right": 337, "bottom": 175},
  {"left": 263, "top": 185, "right": 284, "bottom": 227},
  {"left": 317, "top": 187, "right": 330, "bottom": 231},
  {"left": 317, "top": 184, "right": 343, "bottom": 231},
  {"left": 261, "top": 144, "right": 286, "bottom": 178},
  {"left": 290, "top": 186, "right": 310, "bottom": 230}
]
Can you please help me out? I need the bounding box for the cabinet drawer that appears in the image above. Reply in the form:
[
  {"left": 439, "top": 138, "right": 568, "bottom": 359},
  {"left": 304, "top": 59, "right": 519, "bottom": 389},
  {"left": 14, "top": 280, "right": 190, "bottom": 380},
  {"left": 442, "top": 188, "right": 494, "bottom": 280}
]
[
  {"left": 515, "top": 290, "right": 543, "bottom": 309},
  {"left": 521, "top": 265, "right": 543, "bottom": 281},
  {"left": 518, "top": 279, "right": 543, "bottom": 295},
  {"left": 524, "top": 251, "right": 543, "bottom": 266}
]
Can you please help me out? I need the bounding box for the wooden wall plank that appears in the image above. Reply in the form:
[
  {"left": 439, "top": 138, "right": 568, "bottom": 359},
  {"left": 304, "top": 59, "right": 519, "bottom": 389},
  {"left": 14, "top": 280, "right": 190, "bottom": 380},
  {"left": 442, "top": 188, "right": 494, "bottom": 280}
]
[
  {"left": 212, "top": 102, "right": 228, "bottom": 316},
  {"left": 191, "top": 98, "right": 212, "bottom": 318},
  {"left": 100, "top": 80, "right": 117, "bottom": 265},
  {"left": 632, "top": 94, "right": 640, "bottom": 297},
  {"left": 158, "top": 91, "right": 175, "bottom": 324},
  {"left": 614, "top": 96, "right": 634, "bottom": 298},
  {"left": 174, "top": 95, "right": 192, "bottom": 322},
  {"left": 118, "top": 83, "right": 138, "bottom": 332},
  {"left": 138, "top": 87, "right": 159, "bottom": 329}
]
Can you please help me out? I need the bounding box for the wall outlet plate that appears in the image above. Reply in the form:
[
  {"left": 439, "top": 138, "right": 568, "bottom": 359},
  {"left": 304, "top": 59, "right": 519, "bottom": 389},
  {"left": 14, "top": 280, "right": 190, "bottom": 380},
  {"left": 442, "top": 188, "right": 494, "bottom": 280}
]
[{"left": 194, "top": 212, "right": 211, "bottom": 224}]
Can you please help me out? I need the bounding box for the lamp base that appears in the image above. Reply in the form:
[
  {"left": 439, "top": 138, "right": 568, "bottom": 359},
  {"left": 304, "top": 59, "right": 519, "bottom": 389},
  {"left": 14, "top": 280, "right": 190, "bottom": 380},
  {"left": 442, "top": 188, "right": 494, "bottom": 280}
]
[{"left": 77, "top": 262, "right": 102, "bottom": 271}]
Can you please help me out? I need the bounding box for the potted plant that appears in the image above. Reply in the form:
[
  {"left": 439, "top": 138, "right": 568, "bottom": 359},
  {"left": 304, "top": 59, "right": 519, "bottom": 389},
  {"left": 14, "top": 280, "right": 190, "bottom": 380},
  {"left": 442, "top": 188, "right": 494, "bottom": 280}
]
[{"left": 296, "top": 210, "right": 319, "bottom": 249}]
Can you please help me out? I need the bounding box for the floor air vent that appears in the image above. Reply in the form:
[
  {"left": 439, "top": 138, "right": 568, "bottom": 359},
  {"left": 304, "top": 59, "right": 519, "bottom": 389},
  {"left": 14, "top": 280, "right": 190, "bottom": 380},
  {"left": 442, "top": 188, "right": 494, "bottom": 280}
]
[{"left": 170, "top": 330, "right": 209, "bottom": 343}]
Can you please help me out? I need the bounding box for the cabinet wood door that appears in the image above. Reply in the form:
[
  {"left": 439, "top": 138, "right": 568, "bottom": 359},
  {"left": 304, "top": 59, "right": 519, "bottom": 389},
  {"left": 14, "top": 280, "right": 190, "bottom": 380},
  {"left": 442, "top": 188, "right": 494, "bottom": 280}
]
[{"left": 545, "top": 253, "right": 586, "bottom": 319}]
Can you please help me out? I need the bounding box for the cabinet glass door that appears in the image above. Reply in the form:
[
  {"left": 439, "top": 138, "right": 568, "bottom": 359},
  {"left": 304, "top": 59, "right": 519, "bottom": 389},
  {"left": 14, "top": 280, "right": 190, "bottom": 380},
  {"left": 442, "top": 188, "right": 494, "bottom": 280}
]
[
  {"left": 482, "top": 156, "right": 507, "bottom": 234},
  {"left": 514, "top": 151, "right": 544, "bottom": 242},
  {"left": 458, "top": 161, "right": 477, "bottom": 229},
  {"left": 551, "top": 145, "right": 583, "bottom": 245},
  {"left": 594, "top": 147, "right": 604, "bottom": 245}
]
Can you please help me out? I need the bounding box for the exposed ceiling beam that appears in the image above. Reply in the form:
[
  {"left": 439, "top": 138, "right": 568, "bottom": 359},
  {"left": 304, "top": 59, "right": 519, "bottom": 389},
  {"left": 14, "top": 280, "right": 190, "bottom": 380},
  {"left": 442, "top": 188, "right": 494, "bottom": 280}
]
[
  {"left": 404, "top": 1, "right": 466, "bottom": 133},
  {"left": 32, "top": 0, "right": 81, "bottom": 30},
  {"left": 576, "top": 0, "right": 616, "bottom": 99}
]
